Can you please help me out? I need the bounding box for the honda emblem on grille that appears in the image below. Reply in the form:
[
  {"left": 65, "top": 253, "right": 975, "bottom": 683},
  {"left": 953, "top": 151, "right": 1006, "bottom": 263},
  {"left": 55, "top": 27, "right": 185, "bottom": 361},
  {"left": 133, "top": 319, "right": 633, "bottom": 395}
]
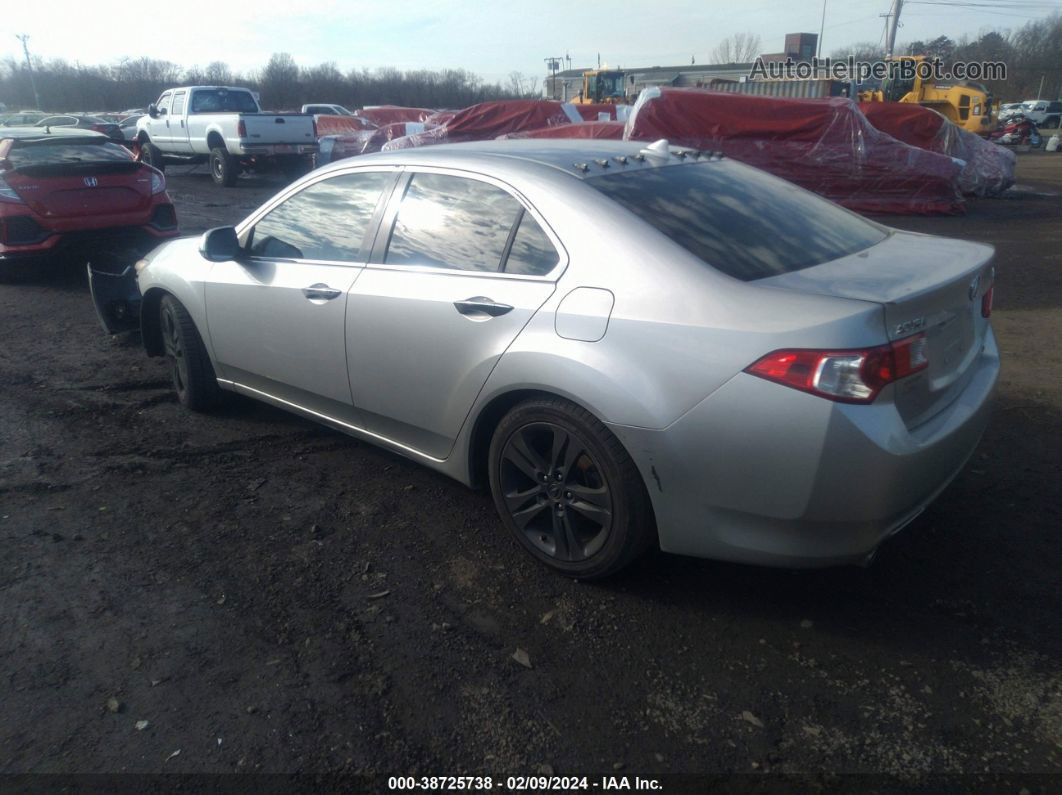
[{"left": 83, "top": 177, "right": 98, "bottom": 187}]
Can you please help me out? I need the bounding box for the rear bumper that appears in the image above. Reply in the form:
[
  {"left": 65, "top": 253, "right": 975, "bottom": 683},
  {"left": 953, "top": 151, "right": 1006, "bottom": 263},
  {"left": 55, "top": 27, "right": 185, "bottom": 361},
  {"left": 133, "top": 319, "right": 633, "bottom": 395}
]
[
  {"left": 0, "top": 208, "right": 178, "bottom": 261},
  {"left": 608, "top": 327, "right": 1000, "bottom": 568},
  {"left": 232, "top": 143, "right": 318, "bottom": 157}
]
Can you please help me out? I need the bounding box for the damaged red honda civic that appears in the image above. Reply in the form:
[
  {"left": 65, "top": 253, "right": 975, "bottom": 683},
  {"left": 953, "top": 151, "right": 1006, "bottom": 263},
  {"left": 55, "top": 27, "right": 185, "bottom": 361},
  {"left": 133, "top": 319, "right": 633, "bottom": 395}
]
[{"left": 0, "top": 127, "right": 178, "bottom": 273}]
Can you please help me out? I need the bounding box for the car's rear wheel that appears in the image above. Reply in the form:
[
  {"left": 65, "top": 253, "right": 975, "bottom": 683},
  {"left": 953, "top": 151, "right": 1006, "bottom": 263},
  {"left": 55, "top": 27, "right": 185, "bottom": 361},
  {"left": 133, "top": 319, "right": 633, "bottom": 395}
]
[
  {"left": 488, "top": 397, "right": 655, "bottom": 579},
  {"left": 159, "top": 295, "right": 220, "bottom": 412},
  {"left": 140, "top": 141, "right": 165, "bottom": 172},
  {"left": 210, "top": 146, "right": 238, "bottom": 187}
]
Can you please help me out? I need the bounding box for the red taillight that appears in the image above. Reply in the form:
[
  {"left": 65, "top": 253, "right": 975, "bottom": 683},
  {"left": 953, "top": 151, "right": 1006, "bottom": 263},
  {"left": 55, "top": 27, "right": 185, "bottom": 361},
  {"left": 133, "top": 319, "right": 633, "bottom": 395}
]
[
  {"left": 238, "top": 120, "right": 247, "bottom": 138},
  {"left": 981, "top": 285, "right": 994, "bottom": 318},
  {"left": 745, "top": 334, "right": 928, "bottom": 404}
]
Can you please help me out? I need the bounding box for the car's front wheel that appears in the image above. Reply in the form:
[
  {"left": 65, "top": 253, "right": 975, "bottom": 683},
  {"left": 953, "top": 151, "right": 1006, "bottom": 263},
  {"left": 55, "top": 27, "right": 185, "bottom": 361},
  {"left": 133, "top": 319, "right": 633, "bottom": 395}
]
[
  {"left": 488, "top": 397, "right": 655, "bottom": 579},
  {"left": 139, "top": 141, "right": 165, "bottom": 172},
  {"left": 159, "top": 295, "right": 220, "bottom": 411}
]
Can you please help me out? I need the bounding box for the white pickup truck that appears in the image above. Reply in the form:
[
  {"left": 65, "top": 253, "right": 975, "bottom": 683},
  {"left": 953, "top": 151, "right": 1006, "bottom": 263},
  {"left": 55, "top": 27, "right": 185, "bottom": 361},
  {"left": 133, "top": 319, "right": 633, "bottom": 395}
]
[{"left": 136, "top": 86, "right": 318, "bottom": 186}]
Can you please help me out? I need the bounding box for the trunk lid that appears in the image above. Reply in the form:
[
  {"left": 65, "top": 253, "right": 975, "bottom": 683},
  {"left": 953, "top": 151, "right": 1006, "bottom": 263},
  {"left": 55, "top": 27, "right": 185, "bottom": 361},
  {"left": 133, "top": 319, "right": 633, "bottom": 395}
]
[
  {"left": 9, "top": 161, "right": 151, "bottom": 218},
  {"left": 759, "top": 230, "right": 995, "bottom": 427}
]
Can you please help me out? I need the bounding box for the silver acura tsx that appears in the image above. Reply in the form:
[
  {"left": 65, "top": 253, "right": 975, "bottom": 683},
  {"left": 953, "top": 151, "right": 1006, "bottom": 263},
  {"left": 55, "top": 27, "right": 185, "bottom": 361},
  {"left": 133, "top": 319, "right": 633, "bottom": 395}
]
[{"left": 90, "top": 139, "right": 999, "bottom": 578}]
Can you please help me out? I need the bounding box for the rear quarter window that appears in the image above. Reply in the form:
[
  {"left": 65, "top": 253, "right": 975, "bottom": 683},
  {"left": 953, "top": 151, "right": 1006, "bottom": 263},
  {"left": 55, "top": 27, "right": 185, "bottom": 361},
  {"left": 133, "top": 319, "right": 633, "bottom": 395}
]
[{"left": 588, "top": 160, "right": 887, "bottom": 281}]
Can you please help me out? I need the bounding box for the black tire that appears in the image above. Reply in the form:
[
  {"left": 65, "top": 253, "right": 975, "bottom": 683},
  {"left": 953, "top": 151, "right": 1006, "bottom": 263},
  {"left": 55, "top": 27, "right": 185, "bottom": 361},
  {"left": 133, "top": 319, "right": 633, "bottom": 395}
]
[
  {"left": 1045, "top": 116, "right": 1060, "bottom": 129},
  {"left": 488, "top": 397, "right": 655, "bottom": 579},
  {"left": 159, "top": 295, "right": 221, "bottom": 412},
  {"left": 140, "top": 141, "right": 165, "bottom": 173},
  {"left": 210, "top": 146, "right": 238, "bottom": 187}
]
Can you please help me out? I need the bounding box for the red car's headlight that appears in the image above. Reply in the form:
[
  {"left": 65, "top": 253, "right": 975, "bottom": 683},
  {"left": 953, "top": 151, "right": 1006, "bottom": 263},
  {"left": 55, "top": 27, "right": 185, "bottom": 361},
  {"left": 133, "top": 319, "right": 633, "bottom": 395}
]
[{"left": 0, "top": 174, "right": 25, "bottom": 204}]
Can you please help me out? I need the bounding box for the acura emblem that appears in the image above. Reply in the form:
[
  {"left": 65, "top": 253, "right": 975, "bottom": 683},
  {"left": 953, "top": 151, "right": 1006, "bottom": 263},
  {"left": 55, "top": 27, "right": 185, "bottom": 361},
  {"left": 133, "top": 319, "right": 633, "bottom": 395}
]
[
  {"left": 968, "top": 275, "right": 981, "bottom": 301},
  {"left": 83, "top": 177, "right": 98, "bottom": 187}
]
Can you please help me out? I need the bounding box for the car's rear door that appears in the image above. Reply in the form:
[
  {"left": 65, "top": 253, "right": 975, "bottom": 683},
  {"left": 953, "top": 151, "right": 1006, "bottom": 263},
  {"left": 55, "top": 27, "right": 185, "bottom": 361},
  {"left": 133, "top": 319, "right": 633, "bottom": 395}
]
[
  {"left": 205, "top": 168, "right": 398, "bottom": 424},
  {"left": 345, "top": 169, "right": 562, "bottom": 459}
]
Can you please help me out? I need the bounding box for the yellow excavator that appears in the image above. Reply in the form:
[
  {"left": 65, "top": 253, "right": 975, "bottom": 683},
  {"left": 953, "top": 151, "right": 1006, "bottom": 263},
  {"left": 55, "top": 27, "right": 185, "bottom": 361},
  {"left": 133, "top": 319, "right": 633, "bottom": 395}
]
[
  {"left": 857, "top": 55, "right": 993, "bottom": 133},
  {"left": 573, "top": 69, "right": 630, "bottom": 104}
]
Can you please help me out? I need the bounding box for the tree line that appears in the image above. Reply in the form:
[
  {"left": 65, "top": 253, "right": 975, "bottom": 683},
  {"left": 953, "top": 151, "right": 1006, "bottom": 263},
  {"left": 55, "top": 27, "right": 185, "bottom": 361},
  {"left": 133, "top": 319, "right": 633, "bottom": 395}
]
[
  {"left": 832, "top": 13, "right": 1062, "bottom": 103},
  {"left": 0, "top": 52, "right": 538, "bottom": 112}
]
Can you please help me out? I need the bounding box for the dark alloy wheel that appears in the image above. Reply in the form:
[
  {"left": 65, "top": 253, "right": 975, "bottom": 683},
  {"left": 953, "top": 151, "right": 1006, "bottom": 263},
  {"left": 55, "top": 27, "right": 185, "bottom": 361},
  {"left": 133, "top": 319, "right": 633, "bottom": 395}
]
[
  {"left": 499, "top": 421, "right": 614, "bottom": 562},
  {"left": 159, "top": 295, "right": 220, "bottom": 411},
  {"left": 489, "top": 397, "right": 655, "bottom": 579}
]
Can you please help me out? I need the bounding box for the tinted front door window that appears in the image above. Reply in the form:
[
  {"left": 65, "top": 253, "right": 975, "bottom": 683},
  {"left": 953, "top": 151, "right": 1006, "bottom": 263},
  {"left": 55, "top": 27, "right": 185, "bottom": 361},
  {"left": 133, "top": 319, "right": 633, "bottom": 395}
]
[
  {"left": 385, "top": 173, "right": 524, "bottom": 271},
  {"left": 249, "top": 171, "right": 391, "bottom": 261}
]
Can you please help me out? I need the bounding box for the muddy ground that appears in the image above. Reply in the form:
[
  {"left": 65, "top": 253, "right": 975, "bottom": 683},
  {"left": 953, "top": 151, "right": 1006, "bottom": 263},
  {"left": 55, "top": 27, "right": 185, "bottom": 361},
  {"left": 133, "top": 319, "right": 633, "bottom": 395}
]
[{"left": 0, "top": 153, "right": 1059, "bottom": 785}]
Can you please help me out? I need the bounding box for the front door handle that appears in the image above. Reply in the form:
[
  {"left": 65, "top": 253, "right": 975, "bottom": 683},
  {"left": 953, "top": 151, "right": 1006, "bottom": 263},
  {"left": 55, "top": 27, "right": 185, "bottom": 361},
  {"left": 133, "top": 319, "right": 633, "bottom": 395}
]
[
  {"left": 302, "top": 283, "right": 342, "bottom": 301},
  {"left": 454, "top": 297, "right": 514, "bottom": 317}
]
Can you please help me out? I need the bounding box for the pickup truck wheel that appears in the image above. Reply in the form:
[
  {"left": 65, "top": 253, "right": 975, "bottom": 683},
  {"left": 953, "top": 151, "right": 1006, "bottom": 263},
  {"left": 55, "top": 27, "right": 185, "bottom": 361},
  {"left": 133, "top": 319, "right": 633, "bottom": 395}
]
[
  {"left": 210, "top": 146, "right": 238, "bottom": 187},
  {"left": 159, "top": 295, "right": 221, "bottom": 412},
  {"left": 140, "top": 142, "right": 165, "bottom": 173}
]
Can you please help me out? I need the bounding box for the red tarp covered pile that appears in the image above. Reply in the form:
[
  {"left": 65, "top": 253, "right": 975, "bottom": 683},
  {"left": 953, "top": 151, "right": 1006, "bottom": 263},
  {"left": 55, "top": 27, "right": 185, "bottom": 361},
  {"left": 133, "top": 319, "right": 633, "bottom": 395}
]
[
  {"left": 313, "top": 114, "right": 377, "bottom": 136},
  {"left": 355, "top": 106, "right": 435, "bottom": 126},
  {"left": 858, "top": 102, "right": 1015, "bottom": 197},
  {"left": 383, "top": 100, "right": 581, "bottom": 150},
  {"left": 320, "top": 122, "right": 429, "bottom": 162},
  {"left": 501, "top": 120, "right": 625, "bottom": 140},
  {"left": 571, "top": 103, "right": 618, "bottom": 121},
  {"left": 623, "top": 87, "right": 965, "bottom": 215}
]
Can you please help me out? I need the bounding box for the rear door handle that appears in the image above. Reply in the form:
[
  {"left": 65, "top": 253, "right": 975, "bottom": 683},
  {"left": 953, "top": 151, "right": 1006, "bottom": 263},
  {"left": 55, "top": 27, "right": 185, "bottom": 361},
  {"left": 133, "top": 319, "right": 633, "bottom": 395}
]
[
  {"left": 302, "top": 283, "right": 342, "bottom": 301},
  {"left": 454, "top": 297, "right": 514, "bottom": 317}
]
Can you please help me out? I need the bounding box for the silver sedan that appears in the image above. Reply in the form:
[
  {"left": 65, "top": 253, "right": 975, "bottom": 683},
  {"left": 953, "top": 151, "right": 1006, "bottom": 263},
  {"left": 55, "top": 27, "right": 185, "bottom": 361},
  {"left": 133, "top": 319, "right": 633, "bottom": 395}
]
[{"left": 91, "top": 140, "right": 999, "bottom": 578}]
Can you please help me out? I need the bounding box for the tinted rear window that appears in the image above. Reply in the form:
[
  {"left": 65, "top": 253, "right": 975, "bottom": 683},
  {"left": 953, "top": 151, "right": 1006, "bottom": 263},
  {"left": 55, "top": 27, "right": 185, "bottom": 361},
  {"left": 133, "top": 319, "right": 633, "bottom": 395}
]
[
  {"left": 191, "top": 89, "right": 258, "bottom": 113},
  {"left": 8, "top": 140, "right": 133, "bottom": 167},
  {"left": 588, "top": 161, "right": 887, "bottom": 281}
]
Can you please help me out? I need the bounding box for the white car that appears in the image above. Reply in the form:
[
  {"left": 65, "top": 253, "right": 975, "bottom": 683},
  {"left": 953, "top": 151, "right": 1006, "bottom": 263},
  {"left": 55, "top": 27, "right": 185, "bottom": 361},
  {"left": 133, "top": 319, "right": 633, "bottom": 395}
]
[{"left": 302, "top": 103, "right": 356, "bottom": 117}]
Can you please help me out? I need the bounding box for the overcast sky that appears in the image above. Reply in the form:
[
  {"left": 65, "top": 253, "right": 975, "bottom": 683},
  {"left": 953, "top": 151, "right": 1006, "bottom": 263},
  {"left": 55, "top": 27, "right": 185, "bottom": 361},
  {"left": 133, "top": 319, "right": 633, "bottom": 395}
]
[{"left": 3, "top": 0, "right": 1061, "bottom": 84}]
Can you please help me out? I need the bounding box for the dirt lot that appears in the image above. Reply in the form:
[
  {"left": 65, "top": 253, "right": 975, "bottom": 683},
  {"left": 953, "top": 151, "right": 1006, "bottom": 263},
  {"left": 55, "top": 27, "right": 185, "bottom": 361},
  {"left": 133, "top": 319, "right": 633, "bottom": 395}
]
[{"left": 1, "top": 154, "right": 1059, "bottom": 785}]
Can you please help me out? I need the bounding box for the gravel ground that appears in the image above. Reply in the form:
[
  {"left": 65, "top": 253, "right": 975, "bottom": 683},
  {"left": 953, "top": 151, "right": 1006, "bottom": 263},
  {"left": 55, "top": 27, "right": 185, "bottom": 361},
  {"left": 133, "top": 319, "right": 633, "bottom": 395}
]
[{"left": 0, "top": 154, "right": 1059, "bottom": 785}]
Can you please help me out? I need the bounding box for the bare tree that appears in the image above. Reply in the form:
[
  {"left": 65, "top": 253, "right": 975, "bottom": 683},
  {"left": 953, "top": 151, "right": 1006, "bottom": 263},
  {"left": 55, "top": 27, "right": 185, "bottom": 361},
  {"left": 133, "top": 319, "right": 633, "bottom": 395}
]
[
  {"left": 712, "top": 33, "right": 762, "bottom": 64},
  {"left": 204, "top": 61, "right": 233, "bottom": 85}
]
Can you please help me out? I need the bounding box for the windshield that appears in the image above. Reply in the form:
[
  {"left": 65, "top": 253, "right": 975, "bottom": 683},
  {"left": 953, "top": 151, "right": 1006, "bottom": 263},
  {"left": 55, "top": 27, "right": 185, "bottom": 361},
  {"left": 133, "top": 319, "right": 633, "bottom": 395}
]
[
  {"left": 8, "top": 139, "right": 133, "bottom": 167},
  {"left": 191, "top": 89, "right": 259, "bottom": 114},
  {"left": 588, "top": 160, "right": 887, "bottom": 282}
]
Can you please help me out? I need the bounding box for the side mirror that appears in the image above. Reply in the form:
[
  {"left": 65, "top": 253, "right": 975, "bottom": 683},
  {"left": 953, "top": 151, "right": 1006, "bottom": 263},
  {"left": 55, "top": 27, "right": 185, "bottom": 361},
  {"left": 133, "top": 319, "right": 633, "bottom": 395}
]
[
  {"left": 199, "top": 226, "right": 240, "bottom": 262},
  {"left": 147, "top": 104, "right": 159, "bottom": 119}
]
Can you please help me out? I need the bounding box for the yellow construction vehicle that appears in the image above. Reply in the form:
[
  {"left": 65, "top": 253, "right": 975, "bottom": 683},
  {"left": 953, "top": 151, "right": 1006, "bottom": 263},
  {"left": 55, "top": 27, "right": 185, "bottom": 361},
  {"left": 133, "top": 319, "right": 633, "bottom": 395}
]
[
  {"left": 574, "top": 69, "right": 629, "bottom": 104},
  {"left": 857, "top": 55, "right": 993, "bottom": 133}
]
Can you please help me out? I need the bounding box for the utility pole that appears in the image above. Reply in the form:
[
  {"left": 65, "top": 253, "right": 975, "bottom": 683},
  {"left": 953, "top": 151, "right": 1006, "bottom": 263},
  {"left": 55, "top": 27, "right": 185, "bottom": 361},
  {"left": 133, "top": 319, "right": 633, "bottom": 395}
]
[
  {"left": 16, "top": 34, "right": 41, "bottom": 110},
  {"left": 1037, "top": 74, "right": 1044, "bottom": 100},
  {"left": 544, "top": 56, "right": 564, "bottom": 100},
  {"left": 885, "top": 0, "right": 903, "bottom": 58},
  {"left": 818, "top": 0, "right": 827, "bottom": 58}
]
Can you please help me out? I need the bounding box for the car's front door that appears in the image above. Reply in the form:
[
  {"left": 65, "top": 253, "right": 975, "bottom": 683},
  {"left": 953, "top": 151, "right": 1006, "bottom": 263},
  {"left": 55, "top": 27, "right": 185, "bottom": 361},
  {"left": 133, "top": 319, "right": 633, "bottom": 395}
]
[
  {"left": 204, "top": 169, "right": 397, "bottom": 423},
  {"left": 148, "top": 92, "right": 172, "bottom": 148},
  {"left": 345, "top": 170, "right": 563, "bottom": 459}
]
